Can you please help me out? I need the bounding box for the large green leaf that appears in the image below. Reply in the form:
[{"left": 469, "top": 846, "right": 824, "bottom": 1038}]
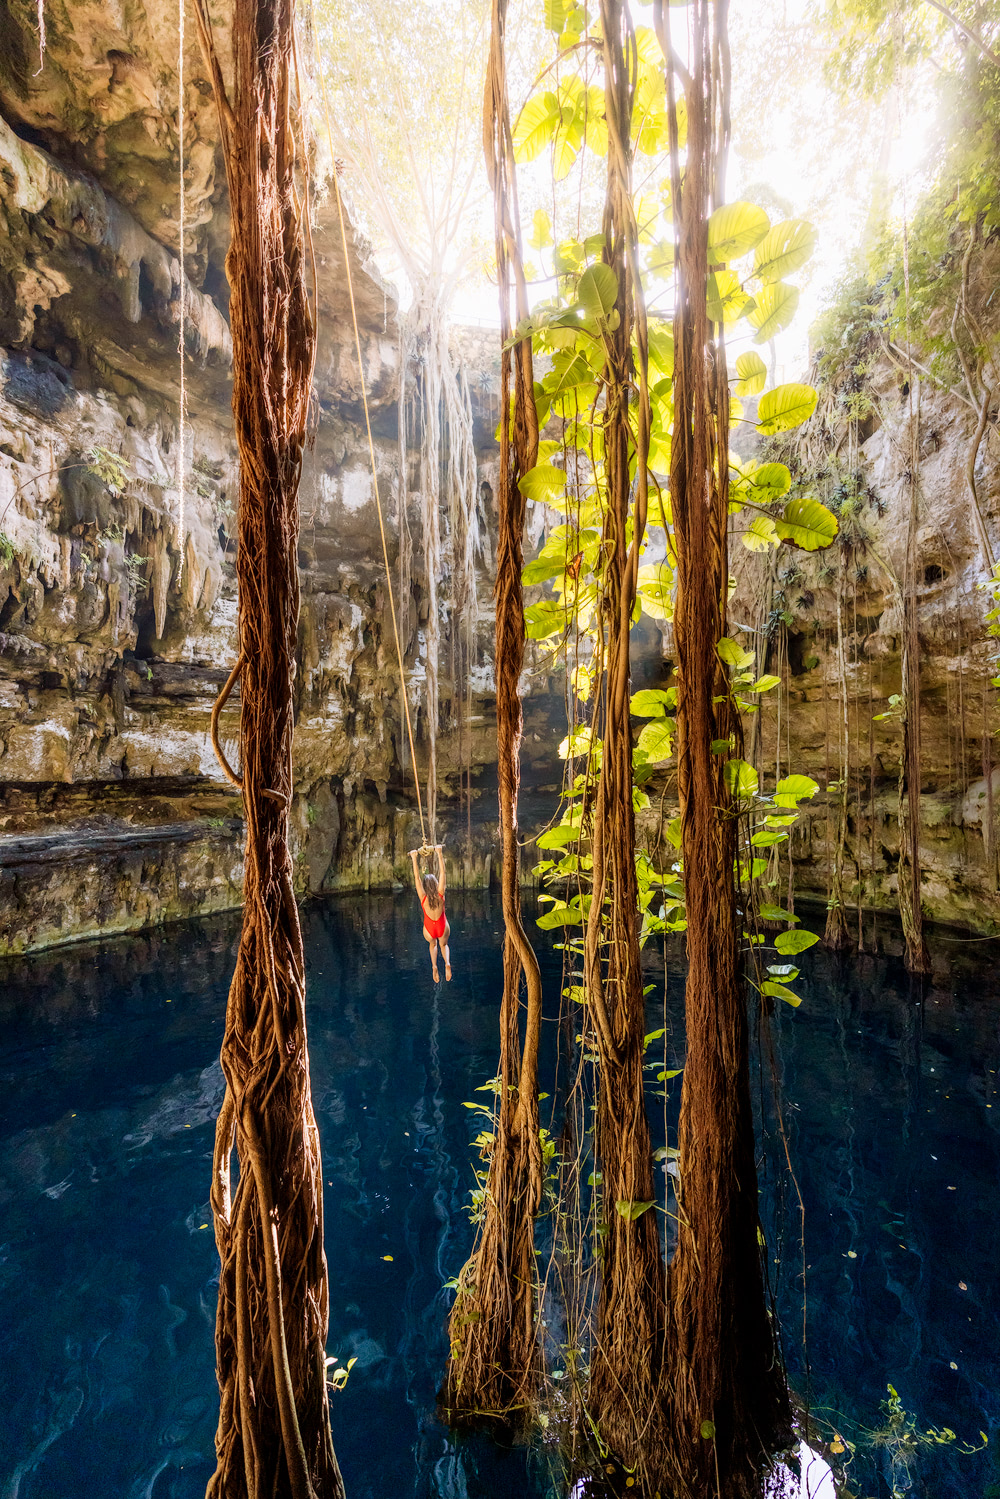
[
  {"left": 761, "top": 979, "right": 802, "bottom": 1008},
  {"left": 758, "top": 902, "right": 800, "bottom": 923},
  {"left": 756, "top": 383, "right": 818, "bottom": 435},
  {"left": 748, "top": 282, "right": 800, "bottom": 342},
  {"left": 735, "top": 350, "right": 767, "bottom": 396},
  {"left": 724, "top": 759, "right": 759, "bottom": 798},
  {"left": 630, "top": 687, "right": 674, "bottom": 718},
  {"left": 544, "top": 0, "right": 579, "bottom": 32},
  {"left": 637, "top": 560, "right": 673, "bottom": 620},
  {"left": 513, "top": 93, "right": 560, "bottom": 163},
  {"left": 708, "top": 201, "right": 770, "bottom": 263},
  {"left": 753, "top": 219, "right": 816, "bottom": 282},
  {"left": 523, "top": 599, "right": 566, "bottom": 639},
  {"left": 529, "top": 208, "right": 552, "bottom": 250},
  {"left": 740, "top": 514, "right": 779, "bottom": 552},
  {"left": 522, "top": 553, "right": 566, "bottom": 586},
  {"left": 750, "top": 461, "right": 793, "bottom": 499},
  {"left": 647, "top": 321, "right": 674, "bottom": 378},
  {"left": 616, "top": 1199, "right": 656, "bottom": 1221},
  {"left": 635, "top": 719, "right": 674, "bottom": 764},
  {"left": 536, "top": 821, "right": 580, "bottom": 850},
  {"left": 707, "top": 269, "right": 754, "bottom": 325},
  {"left": 578, "top": 263, "right": 618, "bottom": 321},
  {"left": 775, "top": 928, "right": 820, "bottom": 955},
  {"left": 718, "top": 636, "right": 755, "bottom": 668},
  {"left": 774, "top": 773, "right": 820, "bottom": 807},
  {"left": 537, "top": 903, "right": 585, "bottom": 929},
  {"left": 774, "top": 496, "right": 839, "bottom": 551},
  {"left": 518, "top": 462, "right": 568, "bottom": 503}
]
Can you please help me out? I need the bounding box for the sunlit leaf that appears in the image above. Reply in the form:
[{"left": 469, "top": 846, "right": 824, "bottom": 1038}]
[
  {"left": 635, "top": 719, "right": 674, "bottom": 764},
  {"left": 707, "top": 269, "right": 754, "bottom": 325},
  {"left": 741, "top": 515, "right": 779, "bottom": 552},
  {"left": 529, "top": 208, "right": 553, "bottom": 250},
  {"left": 735, "top": 350, "right": 767, "bottom": 396},
  {"left": 630, "top": 687, "right": 674, "bottom": 718},
  {"left": 774, "top": 496, "right": 838, "bottom": 551},
  {"left": 724, "top": 759, "right": 759, "bottom": 798},
  {"left": 756, "top": 382, "right": 818, "bottom": 435},
  {"left": 775, "top": 928, "right": 820, "bottom": 954},
  {"left": 513, "top": 93, "right": 560, "bottom": 163},
  {"left": 761, "top": 979, "right": 802, "bottom": 1007},
  {"left": 518, "top": 462, "right": 568, "bottom": 503},
  {"left": 708, "top": 201, "right": 770, "bottom": 263},
  {"left": 718, "top": 636, "right": 755, "bottom": 668},
  {"left": 749, "top": 282, "right": 800, "bottom": 342},
  {"left": 537, "top": 902, "right": 586, "bottom": 929},
  {"left": 753, "top": 218, "right": 816, "bottom": 282},
  {"left": 578, "top": 263, "right": 619, "bottom": 321},
  {"left": 773, "top": 773, "right": 820, "bottom": 807}
]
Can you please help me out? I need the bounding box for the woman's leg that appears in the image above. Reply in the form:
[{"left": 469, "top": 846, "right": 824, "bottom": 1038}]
[
  {"left": 441, "top": 922, "right": 451, "bottom": 981},
  {"left": 424, "top": 929, "right": 440, "bottom": 982}
]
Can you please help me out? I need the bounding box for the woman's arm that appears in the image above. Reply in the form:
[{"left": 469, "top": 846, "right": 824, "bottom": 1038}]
[
  {"left": 436, "top": 844, "right": 446, "bottom": 895},
  {"left": 408, "top": 848, "right": 424, "bottom": 898}
]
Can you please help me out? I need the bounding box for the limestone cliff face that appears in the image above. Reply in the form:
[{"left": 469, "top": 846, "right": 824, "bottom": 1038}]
[
  {"left": 0, "top": 0, "right": 506, "bottom": 952},
  {"left": 731, "top": 344, "right": 1000, "bottom": 934}
]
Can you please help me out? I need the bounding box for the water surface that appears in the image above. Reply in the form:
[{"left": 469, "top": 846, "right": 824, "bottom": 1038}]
[{"left": 0, "top": 894, "right": 996, "bottom": 1497}]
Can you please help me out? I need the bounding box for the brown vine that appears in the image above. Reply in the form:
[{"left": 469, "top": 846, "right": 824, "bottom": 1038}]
[
  {"left": 442, "top": 0, "right": 544, "bottom": 1425},
  {"left": 584, "top": 2, "right": 671, "bottom": 1486},
  {"left": 193, "top": 0, "right": 344, "bottom": 1490},
  {"left": 661, "top": 1, "right": 792, "bottom": 1492}
]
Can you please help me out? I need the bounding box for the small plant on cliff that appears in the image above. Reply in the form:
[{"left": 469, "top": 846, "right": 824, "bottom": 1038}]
[{"left": 0, "top": 531, "right": 19, "bottom": 566}]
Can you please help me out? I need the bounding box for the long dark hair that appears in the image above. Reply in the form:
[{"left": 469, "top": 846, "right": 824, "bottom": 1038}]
[{"left": 421, "top": 871, "right": 440, "bottom": 904}]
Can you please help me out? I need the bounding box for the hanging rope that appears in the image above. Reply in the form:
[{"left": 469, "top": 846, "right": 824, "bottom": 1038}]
[
  {"left": 176, "top": 0, "right": 186, "bottom": 581},
  {"left": 315, "top": 70, "right": 429, "bottom": 849}
]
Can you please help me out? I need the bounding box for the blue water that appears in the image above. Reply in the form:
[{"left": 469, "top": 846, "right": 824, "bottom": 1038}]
[{"left": 0, "top": 893, "right": 997, "bottom": 1498}]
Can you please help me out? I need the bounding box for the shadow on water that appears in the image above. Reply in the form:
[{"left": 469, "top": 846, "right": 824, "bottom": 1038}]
[{"left": 0, "top": 893, "right": 997, "bottom": 1497}]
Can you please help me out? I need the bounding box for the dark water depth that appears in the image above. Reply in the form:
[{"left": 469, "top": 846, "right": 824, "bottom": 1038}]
[{"left": 0, "top": 893, "right": 997, "bottom": 1498}]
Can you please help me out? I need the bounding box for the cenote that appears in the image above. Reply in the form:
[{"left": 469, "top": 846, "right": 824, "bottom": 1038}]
[{"left": 1, "top": 893, "right": 997, "bottom": 1499}]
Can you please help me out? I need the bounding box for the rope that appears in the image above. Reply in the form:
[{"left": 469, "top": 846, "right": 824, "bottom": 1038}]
[
  {"left": 177, "top": 0, "right": 186, "bottom": 580},
  {"left": 316, "top": 71, "right": 428, "bottom": 849}
]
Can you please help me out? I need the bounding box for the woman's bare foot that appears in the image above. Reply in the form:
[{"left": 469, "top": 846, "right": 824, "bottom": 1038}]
[
  {"left": 445, "top": 963, "right": 452, "bottom": 982},
  {"left": 432, "top": 964, "right": 440, "bottom": 984}
]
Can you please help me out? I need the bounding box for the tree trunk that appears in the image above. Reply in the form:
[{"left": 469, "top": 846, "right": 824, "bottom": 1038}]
[
  {"left": 586, "top": 2, "right": 670, "bottom": 1484},
  {"left": 443, "top": 0, "right": 544, "bottom": 1423},
  {"left": 193, "top": 0, "right": 343, "bottom": 1491},
  {"left": 663, "top": 2, "right": 791, "bottom": 1491}
]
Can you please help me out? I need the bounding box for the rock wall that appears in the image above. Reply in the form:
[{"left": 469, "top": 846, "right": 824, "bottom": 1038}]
[
  {"left": 3, "top": 0, "right": 997, "bottom": 952},
  {"left": 0, "top": 0, "right": 517, "bottom": 953},
  {"left": 731, "top": 347, "right": 1000, "bottom": 935}
]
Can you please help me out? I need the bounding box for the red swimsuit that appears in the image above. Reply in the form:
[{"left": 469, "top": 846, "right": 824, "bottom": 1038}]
[{"left": 421, "top": 894, "right": 447, "bottom": 941}]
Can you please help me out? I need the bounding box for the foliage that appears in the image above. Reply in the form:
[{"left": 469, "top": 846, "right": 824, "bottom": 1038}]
[{"left": 509, "top": 13, "right": 836, "bottom": 1017}]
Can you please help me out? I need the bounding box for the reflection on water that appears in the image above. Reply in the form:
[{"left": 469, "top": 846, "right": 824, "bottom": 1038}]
[{"left": 0, "top": 894, "right": 997, "bottom": 1498}]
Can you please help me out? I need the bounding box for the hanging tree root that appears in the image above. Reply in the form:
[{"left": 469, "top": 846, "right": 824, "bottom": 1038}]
[
  {"left": 584, "top": 4, "right": 673, "bottom": 1488},
  {"left": 194, "top": 0, "right": 344, "bottom": 1490},
  {"left": 661, "top": 3, "right": 792, "bottom": 1493},
  {"left": 443, "top": 0, "right": 544, "bottom": 1427}
]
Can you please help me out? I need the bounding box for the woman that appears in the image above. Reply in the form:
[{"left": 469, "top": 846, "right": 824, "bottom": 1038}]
[{"left": 409, "top": 844, "right": 451, "bottom": 983}]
